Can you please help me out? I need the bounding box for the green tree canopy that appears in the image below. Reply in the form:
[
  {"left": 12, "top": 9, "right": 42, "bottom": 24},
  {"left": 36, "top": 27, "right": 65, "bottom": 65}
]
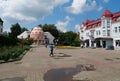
[
  {"left": 39, "top": 24, "right": 59, "bottom": 39},
  {"left": 57, "top": 31, "right": 79, "bottom": 46},
  {"left": 21, "top": 27, "right": 28, "bottom": 33},
  {"left": 10, "top": 23, "right": 21, "bottom": 38}
]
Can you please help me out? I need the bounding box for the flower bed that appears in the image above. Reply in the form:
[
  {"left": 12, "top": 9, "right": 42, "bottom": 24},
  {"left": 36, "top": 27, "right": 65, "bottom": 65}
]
[{"left": 56, "top": 46, "right": 76, "bottom": 49}]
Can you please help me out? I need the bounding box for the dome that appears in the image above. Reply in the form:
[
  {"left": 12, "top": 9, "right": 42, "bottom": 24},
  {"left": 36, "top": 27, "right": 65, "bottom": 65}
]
[
  {"left": 102, "top": 9, "right": 113, "bottom": 17},
  {"left": 30, "top": 26, "right": 44, "bottom": 41},
  {"left": 33, "top": 26, "right": 42, "bottom": 30}
]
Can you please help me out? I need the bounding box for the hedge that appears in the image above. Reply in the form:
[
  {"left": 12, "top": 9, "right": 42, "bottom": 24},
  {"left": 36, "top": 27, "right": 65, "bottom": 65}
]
[{"left": 0, "top": 46, "right": 30, "bottom": 63}]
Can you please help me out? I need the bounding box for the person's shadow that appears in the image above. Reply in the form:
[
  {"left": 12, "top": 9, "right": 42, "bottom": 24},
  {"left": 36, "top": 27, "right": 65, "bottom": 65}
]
[{"left": 43, "top": 65, "right": 82, "bottom": 81}]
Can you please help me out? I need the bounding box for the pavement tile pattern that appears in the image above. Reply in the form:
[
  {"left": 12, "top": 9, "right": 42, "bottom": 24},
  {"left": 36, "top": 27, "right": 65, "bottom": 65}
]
[{"left": 0, "top": 46, "right": 120, "bottom": 81}]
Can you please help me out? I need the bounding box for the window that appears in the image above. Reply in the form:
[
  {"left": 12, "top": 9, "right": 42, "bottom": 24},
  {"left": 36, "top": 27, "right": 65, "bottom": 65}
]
[
  {"left": 86, "top": 33, "right": 89, "bottom": 37},
  {"left": 81, "top": 30, "right": 84, "bottom": 32},
  {"left": 81, "top": 37, "right": 84, "bottom": 39},
  {"left": 107, "top": 20, "right": 110, "bottom": 27},
  {"left": 107, "top": 30, "right": 110, "bottom": 36},
  {"left": 103, "top": 30, "right": 106, "bottom": 36},
  {"left": 99, "top": 30, "right": 101, "bottom": 35},
  {"left": 116, "top": 40, "right": 120, "bottom": 46},
  {"left": 115, "top": 27, "right": 117, "bottom": 33},
  {"left": 102, "top": 20, "right": 105, "bottom": 28},
  {"left": 96, "top": 31, "right": 98, "bottom": 36}
]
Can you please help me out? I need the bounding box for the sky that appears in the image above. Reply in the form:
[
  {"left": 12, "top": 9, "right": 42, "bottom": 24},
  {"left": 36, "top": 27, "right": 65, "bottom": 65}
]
[{"left": 0, "top": 0, "right": 120, "bottom": 32}]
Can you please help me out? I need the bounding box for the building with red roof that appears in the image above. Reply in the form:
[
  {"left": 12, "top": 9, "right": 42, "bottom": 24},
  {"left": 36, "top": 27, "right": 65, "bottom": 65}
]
[{"left": 79, "top": 10, "right": 120, "bottom": 49}]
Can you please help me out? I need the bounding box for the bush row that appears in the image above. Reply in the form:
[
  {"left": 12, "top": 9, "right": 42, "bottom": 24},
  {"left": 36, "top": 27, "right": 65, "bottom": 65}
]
[
  {"left": 0, "top": 46, "right": 30, "bottom": 62},
  {"left": 0, "top": 35, "right": 18, "bottom": 47}
]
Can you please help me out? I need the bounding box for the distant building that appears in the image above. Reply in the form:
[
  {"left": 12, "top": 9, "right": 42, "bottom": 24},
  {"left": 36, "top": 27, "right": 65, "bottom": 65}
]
[
  {"left": 30, "top": 26, "right": 45, "bottom": 45},
  {"left": 44, "top": 32, "right": 55, "bottom": 44},
  {"left": 17, "top": 31, "right": 31, "bottom": 39},
  {"left": 79, "top": 10, "right": 120, "bottom": 49},
  {"left": 17, "top": 26, "right": 55, "bottom": 45},
  {"left": 0, "top": 18, "right": 3, "bottom": 35}
]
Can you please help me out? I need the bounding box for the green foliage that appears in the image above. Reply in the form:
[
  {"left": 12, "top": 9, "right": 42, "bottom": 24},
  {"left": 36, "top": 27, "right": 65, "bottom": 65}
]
[
  {"left": 72, "top": 35, "right": 80, "bottom": 46},
  {"left": 18, "top": 38, "right": 33, "bottom": 45},
  {"left": 39, "top": 24, "right": 59, "bottom": 39},
  {"left": 57, "top": 31, "right": 80, "bottom": 46},
  {"left": 21, "top": 27, "right": 28, "bottom": 33},
  {"left": 0, "top": 46, "right": 30, "bottom": 62},
  {"left": 0, "top": 35, "right": 18, "bottom": 47},
  {"left": 10, "top": 23, "right": 21, "bottom": 38}
]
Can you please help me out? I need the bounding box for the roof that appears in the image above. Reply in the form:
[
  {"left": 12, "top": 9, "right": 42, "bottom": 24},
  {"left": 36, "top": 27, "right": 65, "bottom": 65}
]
[
  {"left": 82, "top": 10, "right": 120, "bottom": 30},
  {"left": 84, "top": 19, "right": 101, "bottom": 30},
  {"left": 102, "top": 9, "right": 113, "bottom": 17}
]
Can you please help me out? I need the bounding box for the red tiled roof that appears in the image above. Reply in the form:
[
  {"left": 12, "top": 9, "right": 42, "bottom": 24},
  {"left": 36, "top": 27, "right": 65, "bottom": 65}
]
[
  {"left": 85, "top": 19, "right": 101, "bottom": 30},
  {"left": 102, "top": 9, "right": 113, "bottom": 17},
  {"left": 112, "top": 12, "right": 120, "bottom": 23},
  {"left": 113, "top": 12, "right": 120, "bottom": 18},
  {"left": 82, "top": 10, "right": 120, "bottom": 30}
]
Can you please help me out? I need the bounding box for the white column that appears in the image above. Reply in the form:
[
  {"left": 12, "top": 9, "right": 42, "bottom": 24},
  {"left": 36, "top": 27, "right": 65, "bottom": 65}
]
[
  {"left": 94, "top": 43, "right": 96, "bottom": 47},
  {"left": 100, "top": 39, "right": 103, "bottom": 48},
  {"left": 113, "top": 40, "right": 116, "bottom": 47},
  {"left": 89, "top": 40, "right": 91, "bottom": 47},
  {"left": 84, "top": 43, "right": 87, "bottom": 48}
]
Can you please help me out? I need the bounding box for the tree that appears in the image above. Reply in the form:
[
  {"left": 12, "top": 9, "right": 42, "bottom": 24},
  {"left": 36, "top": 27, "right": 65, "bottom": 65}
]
[
  {"left": 21, "top": 27, "right": 28, "bottom": 33},
  {"left": 10, "top": 23, "right": 21, "bottom": 38},
  {"left": 57, "top": 31, "right": 79, "bottom": 46},
  {"left": 57, "top": 31, "right": 65, "bottom": 45},
  {"left": 39, "top": 24, "right": 59, "bottom": 39}
]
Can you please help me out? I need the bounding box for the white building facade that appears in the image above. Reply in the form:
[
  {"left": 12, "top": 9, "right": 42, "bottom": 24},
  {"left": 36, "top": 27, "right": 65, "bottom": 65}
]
[
  {"left": 17, "top": 31, "right": 31, "bottom": 39},
  {"left": 79, "top": 10, "right": 120, "bottom": 49},
  {"left": 44, "top": 32, "right": 55, "bottom": 44},
  {"left": 0, "top": 18, "right": 3, "bottom": 35}
]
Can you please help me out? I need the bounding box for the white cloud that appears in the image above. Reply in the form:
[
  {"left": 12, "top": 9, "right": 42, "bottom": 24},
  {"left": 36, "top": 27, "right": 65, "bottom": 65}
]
[
  {"left": 0, "top": 0, "right": 68, "bottom": 26},
  {"left": 65, "top": 0, "right": 97, "bottom": 14},
  {"left": 104, "top": 0, "right": 109, "bottom": 3},
  {"left": 75, "top": 24, "right": 80, "bottom": 32},
  {"left": 97, "top": 6, "right": 103, "bottom": 11},
  {"left": 55, "top": 16, "right": 71, "bottom": 32}
]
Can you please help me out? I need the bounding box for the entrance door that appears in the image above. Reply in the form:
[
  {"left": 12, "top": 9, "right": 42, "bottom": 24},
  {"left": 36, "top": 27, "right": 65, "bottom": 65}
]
[
  {"left": 103, "top": 41, "right": 106, "bottom": 48},
  {"left": 86, "top": 40, "right": 89, "bottom": 47},
  {"left": 96, "top": 41, "right": 101, "bottom": 48}
]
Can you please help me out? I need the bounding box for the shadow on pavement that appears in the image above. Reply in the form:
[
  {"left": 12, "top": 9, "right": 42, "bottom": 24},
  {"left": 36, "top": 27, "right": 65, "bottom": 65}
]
[{"left": 43, "top": 64, "right": 96, "bottom": 81}]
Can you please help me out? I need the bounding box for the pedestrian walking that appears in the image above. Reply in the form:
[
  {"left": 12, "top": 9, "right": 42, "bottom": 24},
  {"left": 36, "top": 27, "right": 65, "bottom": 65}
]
[{"left": 49, "top": 44, "right": 54, "bottom": 56}]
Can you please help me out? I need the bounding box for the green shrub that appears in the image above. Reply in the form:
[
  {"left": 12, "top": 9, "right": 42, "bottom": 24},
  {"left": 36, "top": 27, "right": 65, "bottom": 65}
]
[
  {"left": 0, "top": 45, "right": 30, "bottom": 62},
  {"left": 2, "top": 53, "right": 11, "bottom": 62}
]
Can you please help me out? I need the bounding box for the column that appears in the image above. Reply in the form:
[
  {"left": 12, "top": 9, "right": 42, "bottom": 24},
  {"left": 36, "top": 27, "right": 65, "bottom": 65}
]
[
  {"left": 100, "top": 39, "right": 103, "bottom": 48},
  {"left": 84, "top": 43, "right": 87, "bottom": 48},
  {"left": 94, "top": 43, "right": 96, "bottom": 47},
  {"left": 89, "top": 40, "right": 91, "bottom": 47},
  {"left": 113, "top": 40, "right": 116, "bottom": 49}
]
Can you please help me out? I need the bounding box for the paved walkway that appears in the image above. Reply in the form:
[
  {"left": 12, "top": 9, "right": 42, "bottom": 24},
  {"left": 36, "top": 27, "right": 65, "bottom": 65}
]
[{"left": 0, "top": 46, "right": 120, "bottom": 81}]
